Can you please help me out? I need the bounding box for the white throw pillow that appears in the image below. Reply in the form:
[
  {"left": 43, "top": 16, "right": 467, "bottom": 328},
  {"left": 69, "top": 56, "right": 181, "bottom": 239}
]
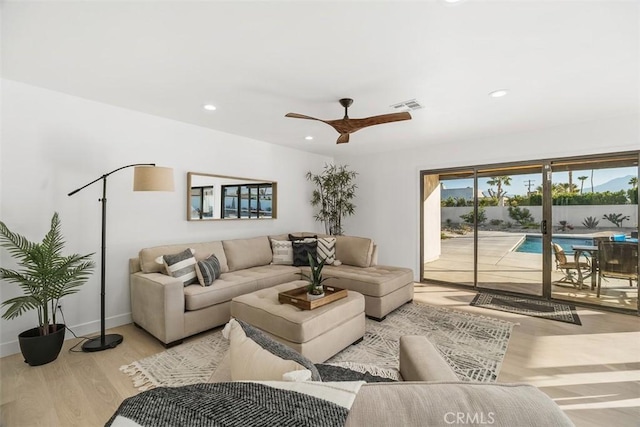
[
  {"left": 222, "top": 318, "right": 321, "bottom": 381},
  {"left": 270, "top": 239, "right": 293, "bottom": 265}
]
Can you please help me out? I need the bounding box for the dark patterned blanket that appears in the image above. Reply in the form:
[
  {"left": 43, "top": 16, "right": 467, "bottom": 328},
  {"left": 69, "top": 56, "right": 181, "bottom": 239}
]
[{"left": 107, "top": 382, "right": 354, "bottom": 427}]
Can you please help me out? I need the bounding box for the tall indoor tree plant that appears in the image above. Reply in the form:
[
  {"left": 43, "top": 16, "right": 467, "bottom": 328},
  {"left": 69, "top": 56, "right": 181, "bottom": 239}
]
[
  {"left": 0, "top": 212, "right": 95, "bottom": 365},
  {"left": 306, "top": 164, "right": 358, "bottom": 235}
]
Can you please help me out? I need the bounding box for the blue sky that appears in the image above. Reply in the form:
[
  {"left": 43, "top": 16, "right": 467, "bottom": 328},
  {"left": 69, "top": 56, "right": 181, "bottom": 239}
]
[{"left": 443, "top": 167, "right": 637, "bottom": 196}]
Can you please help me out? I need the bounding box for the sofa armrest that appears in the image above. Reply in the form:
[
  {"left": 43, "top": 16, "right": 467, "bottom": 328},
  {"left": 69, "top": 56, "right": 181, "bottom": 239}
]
[
  {"left": 130, "top": 272, "right": 185, "bottom": 344},
  {"left": 399, "top": 336, "right": 458, "bottom": 382}
]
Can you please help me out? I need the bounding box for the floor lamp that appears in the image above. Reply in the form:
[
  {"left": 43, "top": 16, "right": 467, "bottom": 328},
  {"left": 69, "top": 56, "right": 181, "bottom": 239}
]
[{"left": 68, "top": 163, "right": 174, "bottom": 352}]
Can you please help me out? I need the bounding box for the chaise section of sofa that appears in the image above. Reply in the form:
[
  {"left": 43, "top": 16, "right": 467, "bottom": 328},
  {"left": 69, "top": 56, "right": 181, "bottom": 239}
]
[{"left": 130, "top": 232, "right": 414, "bottom": 346}]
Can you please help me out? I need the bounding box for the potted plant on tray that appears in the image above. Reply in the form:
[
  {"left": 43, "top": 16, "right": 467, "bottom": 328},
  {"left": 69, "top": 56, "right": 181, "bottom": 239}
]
[
  {"left": 301, "top": 253, "right": 330, "bottom": 300},
  {"left": 0, "top": 213, "right": 95, "bottom": 366}
]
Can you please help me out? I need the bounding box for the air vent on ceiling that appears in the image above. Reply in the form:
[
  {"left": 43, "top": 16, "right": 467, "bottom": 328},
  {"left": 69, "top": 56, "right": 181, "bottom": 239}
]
[{"left": 390, "top": 99, "right": 424, "bottom": 111}]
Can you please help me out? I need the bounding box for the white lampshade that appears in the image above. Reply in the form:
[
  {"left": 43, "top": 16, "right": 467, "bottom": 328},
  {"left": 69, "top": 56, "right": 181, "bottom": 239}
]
[{"left": 133, "top": 166, "right": 175, "bottom": 192}]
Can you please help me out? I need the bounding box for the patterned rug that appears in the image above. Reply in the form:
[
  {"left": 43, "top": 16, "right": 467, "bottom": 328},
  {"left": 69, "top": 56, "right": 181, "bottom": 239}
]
[
  {"left": 470, "top": 293, "right": 581, "bottom": 325},
  {"left": 121, "top": 302, "right": 515, "bottom": 390}
]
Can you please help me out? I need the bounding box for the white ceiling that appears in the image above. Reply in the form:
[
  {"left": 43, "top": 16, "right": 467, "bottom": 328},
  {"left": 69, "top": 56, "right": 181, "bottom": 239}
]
[{"left": 2, "top": 1, "right": 639, "bottom": 157}]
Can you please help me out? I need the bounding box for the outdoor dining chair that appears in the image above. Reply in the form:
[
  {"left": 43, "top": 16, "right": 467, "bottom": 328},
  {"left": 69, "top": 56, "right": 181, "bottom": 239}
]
[
  {"left": 597, "top": 241, "right": 638, "bottom": 298},
  {"left": 552, "top": 243, "right": 591, "bottom": 289}
]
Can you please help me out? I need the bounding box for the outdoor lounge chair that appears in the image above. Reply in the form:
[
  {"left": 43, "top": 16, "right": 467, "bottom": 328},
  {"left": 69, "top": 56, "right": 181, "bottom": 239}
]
[
  {"left": 597, "top": 242, "right": 638, "bottom": 301},
  {"left": 552, "top": 243, "right": 591, "bottom": 288}
]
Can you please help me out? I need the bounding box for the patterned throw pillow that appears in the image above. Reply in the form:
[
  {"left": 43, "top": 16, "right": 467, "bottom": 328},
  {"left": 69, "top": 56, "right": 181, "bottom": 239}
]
[
  {"left": 195, "top": 254, "right": 222, "bottom": 286},
  {"left": 292, "top": 240, "right": 318, "bottom": 267},
  {"left": 270, "top": 239, "right": 293, "bottom": 265},
  {"left": 317, "top": 237, "right": 336, "bottom": 264},
  {"left": 163, "top": 249, "right": 198, "bottom": 286},
  {"left": 288, "top": 234, "right": 317, "bottom": 241},
  {"left": 223, "top": 318, "right": 321, "bottom": 381}
]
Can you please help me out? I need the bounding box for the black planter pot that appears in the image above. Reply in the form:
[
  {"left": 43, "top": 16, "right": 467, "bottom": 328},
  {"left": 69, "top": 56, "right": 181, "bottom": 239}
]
[{"left": 18, "top": 324, "right": 66, "bottom": 366}]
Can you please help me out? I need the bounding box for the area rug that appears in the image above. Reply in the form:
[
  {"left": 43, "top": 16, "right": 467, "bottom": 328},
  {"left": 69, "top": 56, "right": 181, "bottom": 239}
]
[
  {"left": 121, "top": 302, "right": 515, "bottom": 390},
  {"left": 470, "top": 292, "right": 581, "bottom": 325}
]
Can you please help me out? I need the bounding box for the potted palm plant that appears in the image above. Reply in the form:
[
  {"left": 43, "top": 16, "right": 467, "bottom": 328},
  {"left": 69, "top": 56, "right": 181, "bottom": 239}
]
[
  {"left": 0, "top": 213, "right": 95, "bottom": 366},
  {"left": 301, "top": 253, "right": 330, "bottom": 300}
]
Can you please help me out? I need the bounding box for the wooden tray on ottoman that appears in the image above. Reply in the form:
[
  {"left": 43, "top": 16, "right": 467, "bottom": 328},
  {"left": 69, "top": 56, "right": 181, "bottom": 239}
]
[{"left": 278, "top": 285, "right": 348, "bottom": 310}]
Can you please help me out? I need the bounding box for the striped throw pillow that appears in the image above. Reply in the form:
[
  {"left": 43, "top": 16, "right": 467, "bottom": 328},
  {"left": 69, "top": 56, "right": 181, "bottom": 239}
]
[
  {"left": 163, "top": 249, "right": 198, "bottom": 286},
  {"left": 317, "top": 237, "right": 336, "bottom": 264},
  {"left": 195, "top": 254, "right": 222, "bottom": 286},
  {"left": 271, "top": 239, "right": 293, "bottom": 265}
]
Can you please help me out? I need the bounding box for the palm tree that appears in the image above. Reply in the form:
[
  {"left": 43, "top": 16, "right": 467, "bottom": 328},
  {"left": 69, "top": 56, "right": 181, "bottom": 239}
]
[
  {"left": 630, "top": 176, "right": 638, "bottom": 189},
  {"left": 590, "top": 169, "right": 594, "bottom": 193},
  {"left": 486, "top": 176, "right": 512, "bottom": 206},
  {"left": 578, "top": 176, "right": 588, "bottom": 194}
]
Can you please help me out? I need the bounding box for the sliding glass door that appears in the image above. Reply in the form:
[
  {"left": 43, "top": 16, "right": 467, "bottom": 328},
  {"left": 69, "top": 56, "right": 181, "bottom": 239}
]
[
  {"left": 550, "top": 155, "right": 639, "bottom": 311},
  {"left": 476, "top": 164, "right": 546, "bottom": 296},
  {"left": 421, "top": 151, "right": 639, "bottom": 313}
]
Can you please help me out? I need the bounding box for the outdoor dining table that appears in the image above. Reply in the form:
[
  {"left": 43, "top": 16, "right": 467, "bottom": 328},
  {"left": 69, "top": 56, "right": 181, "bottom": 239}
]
[{"left": 572, "top": 245, "right": 599, "bottom": 289}]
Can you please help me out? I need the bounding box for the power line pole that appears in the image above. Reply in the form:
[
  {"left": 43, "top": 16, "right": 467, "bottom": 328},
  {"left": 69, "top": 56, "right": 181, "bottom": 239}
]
[{"left": 524, "top": 179, "right": 535, "bottom": 196}]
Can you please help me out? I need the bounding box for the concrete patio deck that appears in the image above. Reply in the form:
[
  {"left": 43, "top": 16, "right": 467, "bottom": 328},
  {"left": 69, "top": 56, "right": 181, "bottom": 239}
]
[{"left": 423, "top": 230, "right": 638, "bottom": 311}]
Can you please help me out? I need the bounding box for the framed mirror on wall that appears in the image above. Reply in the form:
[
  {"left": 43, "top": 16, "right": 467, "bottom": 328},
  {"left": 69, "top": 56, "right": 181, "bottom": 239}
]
[{"left": 187, "top": 172, "right": 277, "bottom": 221}]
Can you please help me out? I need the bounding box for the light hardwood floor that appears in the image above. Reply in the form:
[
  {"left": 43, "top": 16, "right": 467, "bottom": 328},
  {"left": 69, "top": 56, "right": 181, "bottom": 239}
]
[{"left": 1, "top": 283, "right": 639, "bottom": 426}]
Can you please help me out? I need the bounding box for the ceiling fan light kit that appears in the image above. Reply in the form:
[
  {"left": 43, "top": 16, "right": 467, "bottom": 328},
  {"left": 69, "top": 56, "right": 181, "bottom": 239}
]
[{"left": 285, "top": 98, "right": 412, "bottom": 144}]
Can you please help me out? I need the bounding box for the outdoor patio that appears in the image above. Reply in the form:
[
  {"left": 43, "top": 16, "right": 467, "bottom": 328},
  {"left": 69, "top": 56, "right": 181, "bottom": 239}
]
[{"left": 423, "top": 230, "right": 638, "bottom": 311}]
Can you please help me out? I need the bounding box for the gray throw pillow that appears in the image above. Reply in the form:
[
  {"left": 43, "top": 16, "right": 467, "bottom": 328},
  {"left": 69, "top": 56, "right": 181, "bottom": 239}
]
[
  {"left": 163, "top": 248, "right": 198, "bottom": 286},
  {"left": 195, "top": 254, "right": 222, "bottom": 286}
]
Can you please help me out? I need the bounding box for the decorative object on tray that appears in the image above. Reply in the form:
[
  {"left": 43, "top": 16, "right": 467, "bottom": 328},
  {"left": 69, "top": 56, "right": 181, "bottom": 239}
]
[
  {"left": 0, "top": 212, "right": 95, "bottom": 366},
  {"left": 278, "top": 285, "right": 348, "bottom": 310},
  {"left": 301, "top": 253, "right": 330, "bottom": 299}
]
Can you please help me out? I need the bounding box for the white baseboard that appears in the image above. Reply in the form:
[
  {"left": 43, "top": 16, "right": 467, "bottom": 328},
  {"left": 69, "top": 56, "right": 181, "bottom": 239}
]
[{"left": 0, "top": 312, "right": 132, "bottom": 358}]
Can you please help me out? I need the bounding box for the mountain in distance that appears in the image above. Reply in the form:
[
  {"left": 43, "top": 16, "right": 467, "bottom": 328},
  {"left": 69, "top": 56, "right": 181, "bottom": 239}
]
[{"left": 589, "top": 175, "right": 635, "bottom": 193}]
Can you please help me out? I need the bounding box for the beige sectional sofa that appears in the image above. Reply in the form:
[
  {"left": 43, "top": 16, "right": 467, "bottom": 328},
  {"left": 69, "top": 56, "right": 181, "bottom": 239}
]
[
  {"left": 129, "top": 233, "right": 414, "bottom": 346},
  {"left": 205, "top": 334, "right": 573, "bottom": 426}
]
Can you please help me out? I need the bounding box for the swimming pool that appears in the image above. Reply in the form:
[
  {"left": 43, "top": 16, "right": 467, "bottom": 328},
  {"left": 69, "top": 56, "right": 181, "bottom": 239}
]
[{"left": 515, "top": 235, "right": 594, "bottom": 255}]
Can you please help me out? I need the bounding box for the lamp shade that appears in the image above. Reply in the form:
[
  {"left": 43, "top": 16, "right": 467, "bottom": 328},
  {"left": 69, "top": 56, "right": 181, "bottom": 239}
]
[{"left": 133, "top": 166, "right": 175, "bottom": 192}]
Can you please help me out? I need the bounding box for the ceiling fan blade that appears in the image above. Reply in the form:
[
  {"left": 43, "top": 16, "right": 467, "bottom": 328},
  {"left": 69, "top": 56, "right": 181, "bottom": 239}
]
[
  {"left": 336, "top": 134, "right": 350, "bottom": 144},
  {"left": 285, "top": 112, "right": 324, "bottom": 122},
  {"left": 346, "top": 112, "right": 412, "bottom": 132}
]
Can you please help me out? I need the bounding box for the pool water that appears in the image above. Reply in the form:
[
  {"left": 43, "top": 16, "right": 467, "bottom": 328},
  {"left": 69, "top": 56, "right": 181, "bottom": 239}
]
[{"left": 515, "top": 235, "right": 594, "bottom": 255}]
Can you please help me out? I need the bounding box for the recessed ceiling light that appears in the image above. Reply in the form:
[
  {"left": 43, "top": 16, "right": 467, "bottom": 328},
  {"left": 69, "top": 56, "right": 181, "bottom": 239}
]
[
  {"left": 489, "top": 89, "right": 509, "bottom": 98},
  {"left": 203, "top": 104, "right": 217, "bottom": 111},
  {"left": 444, "top": 0, "right": 465, "bottom": 3},
  {"left": 305, "top": 136, "right": 314, "bottom": 141}
]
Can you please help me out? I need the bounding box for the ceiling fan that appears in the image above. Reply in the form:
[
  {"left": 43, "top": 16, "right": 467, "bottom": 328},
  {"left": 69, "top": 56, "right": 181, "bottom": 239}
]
[{"left": 285, "top": 98, "right": 412, "bottom": 144}]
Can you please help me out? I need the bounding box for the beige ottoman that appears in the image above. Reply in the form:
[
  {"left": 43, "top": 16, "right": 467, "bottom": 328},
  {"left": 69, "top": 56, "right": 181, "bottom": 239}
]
[{"left": 230, "top": 280, "right": 366, "bottom": 363}]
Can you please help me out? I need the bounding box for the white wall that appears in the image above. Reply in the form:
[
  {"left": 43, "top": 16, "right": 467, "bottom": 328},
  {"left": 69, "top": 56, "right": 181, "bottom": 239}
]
[
  {"left": 0, "top": 80, "right": 332, "bottom": 356},
  {"left": 336, "top": 115, "right": 639, "bottom": 280}
]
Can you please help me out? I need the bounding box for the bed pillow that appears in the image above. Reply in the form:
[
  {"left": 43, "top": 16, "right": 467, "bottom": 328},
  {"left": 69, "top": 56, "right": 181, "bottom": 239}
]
[
  {"left": 222, "top": 318, "right": 321, "bottom": 381},
  {"left": 270, "top": 239, "right": 293, "bottom": 265},
  {"left": 292, "top": 240, "right": 318, "bottom": 267},
  {"left": 195, "top": 254, "right": 222, "bottom": 286},
  {"left": 162, "top": 249, "right": 198, "bottom": 286}
]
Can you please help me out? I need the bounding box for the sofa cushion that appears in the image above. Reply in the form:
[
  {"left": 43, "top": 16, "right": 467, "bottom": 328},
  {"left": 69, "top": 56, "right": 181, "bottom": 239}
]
[
  {"left": 223, "top": 318, "right": 321, "bottom": 381},
  {"left": 139, "top": 241, "right": 229, "bottom": 274},
  {"left": 223, "top": 236, "right": 273, "bottom": 272},
  {"left": 183, "top": 265, "right": 300, "bottom": 310},
  {"left": 195, "top": 254, "right": 222, "bottom": 286},
  {"left": 270, "top": 239, "right": 293, "bottom": 265},
  {"left": 292, "top": 240, "right": 318, "bottom": 267},
  {"left": 317, "top": 237, "right": 337, "bottom": 264},
  {"left": 335, "top": 236, "right": 374, "bottom": 268},
  {"left": 305, "top": 265, "right": 413, "bottom": 297},
  {"left": 163, "top": 249, "right": 198, "bottom": 286}
]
